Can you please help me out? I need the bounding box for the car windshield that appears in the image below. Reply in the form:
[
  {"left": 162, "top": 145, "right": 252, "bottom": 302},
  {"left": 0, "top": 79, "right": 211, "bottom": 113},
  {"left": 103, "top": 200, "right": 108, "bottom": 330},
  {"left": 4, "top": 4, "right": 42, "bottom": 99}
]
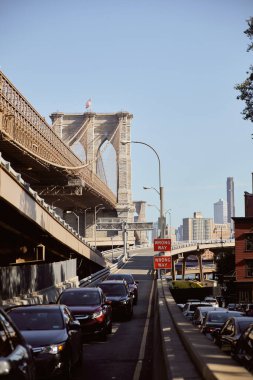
[
  {"left": 99, "top": 284, "right": 127, "bottom": 296},
  {"left": 108, "top": 275, "right": 134, "bottom": 284},
  {"left": 8, "top": 309, "right": 64, "bottom": 330},
  {"left": 207, "top": 312, "right": 230, "bottom": 323},
  {"left": 238, "top": 320, "right": 253, "bottom": 333},
  {"left": 189, "top": 304, "right": 210, "bottom": 312},
  {"left": 59, "top": 291, "right": 100, "bottom": 306}
]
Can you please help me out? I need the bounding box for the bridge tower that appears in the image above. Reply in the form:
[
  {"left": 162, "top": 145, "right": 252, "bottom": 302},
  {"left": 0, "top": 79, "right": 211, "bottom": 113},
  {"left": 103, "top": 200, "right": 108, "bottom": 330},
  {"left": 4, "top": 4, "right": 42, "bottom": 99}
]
[{"left": 50, "top": 111, "right": 135, "bottom": 234}]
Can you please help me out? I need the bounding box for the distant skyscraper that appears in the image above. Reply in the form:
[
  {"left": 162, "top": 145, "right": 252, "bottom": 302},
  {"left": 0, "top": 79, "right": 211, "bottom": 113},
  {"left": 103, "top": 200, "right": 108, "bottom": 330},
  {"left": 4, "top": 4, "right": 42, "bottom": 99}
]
[
  {"left": 214, "top": 199, "right": 227, "bottom": 224},
  {"left": 227, "top": 177, "right": 235, "bottom": 224}
]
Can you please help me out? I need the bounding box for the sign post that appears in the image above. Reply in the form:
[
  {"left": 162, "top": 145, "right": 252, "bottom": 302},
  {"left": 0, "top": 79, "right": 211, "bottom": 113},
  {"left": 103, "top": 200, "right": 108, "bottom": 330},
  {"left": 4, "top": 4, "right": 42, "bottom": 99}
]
[{"left": 153, "top": 238, "right": 171, "bottom": 279}]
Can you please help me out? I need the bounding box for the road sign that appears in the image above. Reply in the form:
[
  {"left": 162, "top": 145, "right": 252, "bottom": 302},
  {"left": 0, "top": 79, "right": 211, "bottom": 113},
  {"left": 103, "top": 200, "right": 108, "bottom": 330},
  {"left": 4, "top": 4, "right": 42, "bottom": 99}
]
[
  {"left": 153, "top": 256, "right": 172, "bottom": 269},
  {"left": 154, "top": 238, "right": 171, "bottom": 251},
  {"left": 96, "top": 219, "right": 153, "bottom": 231}
]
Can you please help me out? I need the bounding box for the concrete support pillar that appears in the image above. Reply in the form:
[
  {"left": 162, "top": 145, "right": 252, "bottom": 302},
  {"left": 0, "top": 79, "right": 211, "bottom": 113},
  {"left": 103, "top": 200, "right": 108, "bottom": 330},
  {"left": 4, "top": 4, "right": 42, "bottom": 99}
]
[
  {"left": 85, "top": 113, "right": 96, "bottom": 173},
  {"left": 134, "top": 201, "right": 148, "bottom": 245},
  {"left": 197, "top": 253, "right": 204, "bottom": 282},
  {"left": 171, "top": 256, "right": 176, "bottom": 281},
  {"left": 116, "top": 112, "right": 133, "bottom": 214},
  {"left": 182, "top": 258, "right": 186, "bottom": 279}
]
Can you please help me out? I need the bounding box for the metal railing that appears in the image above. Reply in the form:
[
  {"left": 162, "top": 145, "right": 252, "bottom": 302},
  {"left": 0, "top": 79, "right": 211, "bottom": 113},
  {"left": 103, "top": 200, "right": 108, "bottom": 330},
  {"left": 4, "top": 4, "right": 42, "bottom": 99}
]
[
  {"left": 0, "top": 71, "right": 117, "bottom": 206},
  {"left": 79, "top": 255, "right": 125, "bottom": 287}
]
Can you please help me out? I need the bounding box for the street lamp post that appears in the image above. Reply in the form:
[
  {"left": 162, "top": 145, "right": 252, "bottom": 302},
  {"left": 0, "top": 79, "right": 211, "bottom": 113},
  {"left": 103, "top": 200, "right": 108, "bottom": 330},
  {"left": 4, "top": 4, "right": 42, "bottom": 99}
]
[
  {"left": 94, "top": 204, "right": 105, "bottom": 249},
  {"left": 84, "top": 207, "right": 91, "bottom": 238},
  {"left": 111, "top": 236, "right": 115, "bottom": 262},
  {"left": 65, "top": 211, "right": 80, "bottom": 235},
  {"left": 122, "top": 140, "right": 165, "bottom": 238}
]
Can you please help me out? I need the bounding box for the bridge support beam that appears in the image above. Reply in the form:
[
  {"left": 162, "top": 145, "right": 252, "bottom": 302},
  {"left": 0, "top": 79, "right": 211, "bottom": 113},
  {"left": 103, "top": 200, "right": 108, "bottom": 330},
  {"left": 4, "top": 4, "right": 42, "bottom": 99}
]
[{"left": 197, "top": 252, "right": 204, "bottom": 282}]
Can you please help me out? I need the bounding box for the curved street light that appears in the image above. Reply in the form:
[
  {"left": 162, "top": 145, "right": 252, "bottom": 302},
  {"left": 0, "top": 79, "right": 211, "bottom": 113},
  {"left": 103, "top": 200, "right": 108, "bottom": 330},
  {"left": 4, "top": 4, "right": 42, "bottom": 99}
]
[
  {"left": 143, "top": 186, "right": 160, "bottom": 196},
  {"left": 122, "top": 140, "right": 165, "bottom": 238}
]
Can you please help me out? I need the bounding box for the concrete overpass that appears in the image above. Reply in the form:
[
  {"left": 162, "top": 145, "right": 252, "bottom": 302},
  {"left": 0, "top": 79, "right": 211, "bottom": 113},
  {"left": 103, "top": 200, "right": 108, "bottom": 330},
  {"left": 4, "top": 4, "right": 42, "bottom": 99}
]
[
  {"left": 0, "top": 153, "right": 106, "bottom": 269},
  {"left": 169, "top": 241, "right": 235, "bottom": 281}
]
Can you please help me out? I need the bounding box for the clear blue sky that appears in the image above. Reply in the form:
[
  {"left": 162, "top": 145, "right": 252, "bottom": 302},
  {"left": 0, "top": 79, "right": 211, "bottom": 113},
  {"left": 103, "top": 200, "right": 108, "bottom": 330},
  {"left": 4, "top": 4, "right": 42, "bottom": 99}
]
[{"left": 1, "top": 0, "right": 253, "bottom": 229}]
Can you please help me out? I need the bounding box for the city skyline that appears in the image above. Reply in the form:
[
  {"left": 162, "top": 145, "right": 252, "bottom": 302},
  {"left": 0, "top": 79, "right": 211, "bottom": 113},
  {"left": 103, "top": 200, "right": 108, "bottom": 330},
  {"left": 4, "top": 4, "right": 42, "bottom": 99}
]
[{"left": 175, "top": 177, "right": 236, "bottom": 231}]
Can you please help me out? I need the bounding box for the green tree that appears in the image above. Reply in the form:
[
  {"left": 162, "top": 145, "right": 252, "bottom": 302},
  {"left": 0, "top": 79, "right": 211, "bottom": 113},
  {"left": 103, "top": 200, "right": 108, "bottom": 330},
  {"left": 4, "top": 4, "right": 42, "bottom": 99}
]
[{"left": 235, "top": 17, "right": 253, "bottom": 122}]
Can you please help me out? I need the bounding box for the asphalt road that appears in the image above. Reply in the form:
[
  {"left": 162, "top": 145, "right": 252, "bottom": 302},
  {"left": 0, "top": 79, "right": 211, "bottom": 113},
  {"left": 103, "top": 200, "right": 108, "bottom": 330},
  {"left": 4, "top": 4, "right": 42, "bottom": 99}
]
[{"left": 72, "top": 247, "right": 157, "bottom": 380}]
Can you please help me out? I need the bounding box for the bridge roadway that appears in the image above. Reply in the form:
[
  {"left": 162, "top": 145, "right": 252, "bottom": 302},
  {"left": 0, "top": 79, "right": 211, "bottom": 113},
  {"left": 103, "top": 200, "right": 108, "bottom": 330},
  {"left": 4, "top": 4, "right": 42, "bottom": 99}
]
[{"left": 71, "top": 247, "right": 252, "bottom": 380}]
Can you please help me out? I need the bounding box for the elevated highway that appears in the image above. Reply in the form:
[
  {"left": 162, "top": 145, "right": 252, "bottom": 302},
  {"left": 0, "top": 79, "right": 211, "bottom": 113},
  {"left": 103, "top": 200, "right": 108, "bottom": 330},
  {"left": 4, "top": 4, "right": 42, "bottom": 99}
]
[{"left": 0, "top": 153, "right": 106, "bottom": 268}]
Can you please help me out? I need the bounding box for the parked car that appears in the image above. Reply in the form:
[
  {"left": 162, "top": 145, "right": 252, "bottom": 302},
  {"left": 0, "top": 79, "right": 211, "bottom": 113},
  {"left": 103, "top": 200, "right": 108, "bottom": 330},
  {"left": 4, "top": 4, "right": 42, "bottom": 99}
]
[
  {"left": 57, "top": 287, "right": 112, "bottom": 340},
  {"left": 245, "top": 304, "right": 253, "bottom": 316},
  {"left": 203, "top": 296, "right": 219, "bottom": 307},
  {"left": 232, "top": 323, "right": 253, "bottom": 372},
  {"left": 227, "top": 303, "right": 241, "bottom": 311},
  {"left": 0, "top": 307, "right": 35, "bottom": 379},
  {"left": 201, "top": 310, "right": 243, "bottom": 339},
  {"left": 98, "top": 280, "right": 133, "bottom": 320},
  {"left": 7, "top": 304, "right": 82, "bottom": 379},
  {"left": 192, "top": 306, "right": 225, "bottom": 327},
  {"left": 177, "top": 304, "right": 185, "bottom": 311},
  {"left": 182, "top": 302, "right": 214, "bottom": 321},
  {"left": 106, "top": 273, "right": 139, "bottom": 304},
  {"left": 213, "top": 316, "right": 253, "bottom": 353}
]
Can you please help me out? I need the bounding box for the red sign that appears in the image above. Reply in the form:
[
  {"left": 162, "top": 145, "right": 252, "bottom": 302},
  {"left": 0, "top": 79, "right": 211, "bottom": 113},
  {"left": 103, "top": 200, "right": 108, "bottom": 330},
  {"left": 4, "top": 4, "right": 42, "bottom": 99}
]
[
  {"left": 153, "top": 256, "right": 172, "bottom": 269},
  {"left": 154, "top": 238, "right": 171, "bottom": 252}
]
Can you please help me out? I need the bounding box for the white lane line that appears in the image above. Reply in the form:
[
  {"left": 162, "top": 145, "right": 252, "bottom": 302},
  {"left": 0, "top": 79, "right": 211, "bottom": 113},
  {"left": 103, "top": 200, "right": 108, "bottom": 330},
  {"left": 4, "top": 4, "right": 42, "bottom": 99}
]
[{"left": 132, "top": 279, "right": 154, "bottom": 380}]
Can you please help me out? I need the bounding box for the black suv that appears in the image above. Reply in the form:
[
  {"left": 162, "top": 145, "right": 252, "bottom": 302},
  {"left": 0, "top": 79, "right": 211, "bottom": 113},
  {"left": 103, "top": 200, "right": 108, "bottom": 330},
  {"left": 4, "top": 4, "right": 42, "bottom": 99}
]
[
  {"left": 0, "top": 307, "right": 35, "bottom": 379},
  {"left": 106, "top": 273, "right": 139, "bottom": 304},
  {"left": 98, "top": 280, "right": 133, "bottom": 320}
]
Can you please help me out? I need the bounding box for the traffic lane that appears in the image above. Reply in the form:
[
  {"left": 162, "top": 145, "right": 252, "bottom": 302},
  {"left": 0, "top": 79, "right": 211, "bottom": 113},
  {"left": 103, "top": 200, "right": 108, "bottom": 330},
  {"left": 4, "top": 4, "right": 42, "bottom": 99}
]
[{"left": 72, "top": 252, "right": 154, "bottom": 380}]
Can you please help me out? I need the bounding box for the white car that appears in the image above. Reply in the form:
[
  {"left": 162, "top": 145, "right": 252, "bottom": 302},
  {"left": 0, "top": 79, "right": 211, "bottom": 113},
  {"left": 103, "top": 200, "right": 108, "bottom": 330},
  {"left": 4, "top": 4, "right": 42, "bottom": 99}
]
[
  {"left": 204, "top": 297, "right": 219, "bottom": 307},
  {"left": 182, "top": 302, "right": 214, "bottom": 320}
]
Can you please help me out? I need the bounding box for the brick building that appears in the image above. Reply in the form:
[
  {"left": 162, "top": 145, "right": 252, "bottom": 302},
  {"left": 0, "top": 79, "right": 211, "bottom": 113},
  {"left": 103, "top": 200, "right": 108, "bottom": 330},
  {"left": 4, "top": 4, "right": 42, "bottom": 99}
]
[{"left": 233, "top": 192, "right": 253, "bottom": 302}]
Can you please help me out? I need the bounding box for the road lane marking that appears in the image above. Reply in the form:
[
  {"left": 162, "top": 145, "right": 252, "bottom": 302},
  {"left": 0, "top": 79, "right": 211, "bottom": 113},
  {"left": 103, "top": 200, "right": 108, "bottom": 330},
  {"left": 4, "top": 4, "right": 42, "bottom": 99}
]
[{"left": 132, "top": 279, "right": 154, "bottom": 380}]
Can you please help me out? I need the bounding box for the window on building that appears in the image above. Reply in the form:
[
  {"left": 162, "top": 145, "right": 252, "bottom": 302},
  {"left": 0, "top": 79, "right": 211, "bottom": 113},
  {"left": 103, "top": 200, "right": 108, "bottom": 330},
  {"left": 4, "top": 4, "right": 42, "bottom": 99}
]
[
  {"left": 245, "top": 234, "right": 253, "bottom": 251},
  {"left": 245, "top": 260, "right": 253, "bottom": 277}
]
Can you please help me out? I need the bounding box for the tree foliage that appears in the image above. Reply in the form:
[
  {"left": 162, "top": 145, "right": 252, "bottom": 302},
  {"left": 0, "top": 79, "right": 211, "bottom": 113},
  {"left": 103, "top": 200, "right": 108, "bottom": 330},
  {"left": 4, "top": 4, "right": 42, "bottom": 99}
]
[{"left": 235, "top": 17, "right": 253, "bottom": 122}]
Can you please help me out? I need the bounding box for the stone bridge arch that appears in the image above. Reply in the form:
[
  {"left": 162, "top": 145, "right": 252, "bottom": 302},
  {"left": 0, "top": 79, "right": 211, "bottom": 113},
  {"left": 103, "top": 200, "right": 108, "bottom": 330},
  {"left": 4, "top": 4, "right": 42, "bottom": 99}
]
[{"left": 50, "top": 111, "right": 134, "bottom": 220}]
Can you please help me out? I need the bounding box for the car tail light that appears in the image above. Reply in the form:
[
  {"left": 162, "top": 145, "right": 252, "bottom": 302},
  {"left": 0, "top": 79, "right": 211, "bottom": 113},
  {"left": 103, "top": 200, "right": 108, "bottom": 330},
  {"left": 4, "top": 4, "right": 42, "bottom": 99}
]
[{"left": 205, "top": 327, "right": 215, "bottom": 333}]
